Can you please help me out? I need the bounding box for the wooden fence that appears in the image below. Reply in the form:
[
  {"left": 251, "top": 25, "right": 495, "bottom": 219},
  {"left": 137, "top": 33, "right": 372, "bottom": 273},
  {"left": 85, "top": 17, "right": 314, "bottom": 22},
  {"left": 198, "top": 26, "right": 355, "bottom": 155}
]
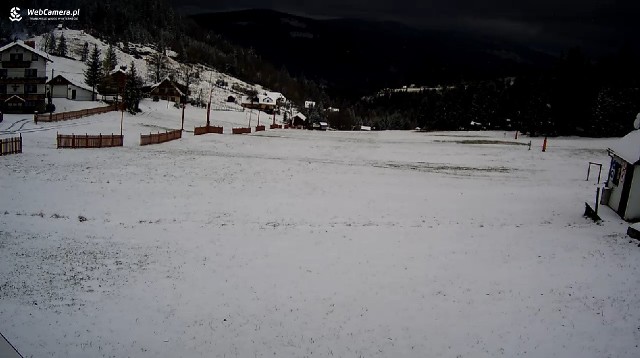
[
  {"left": 37, "top": 105, "right": 118, "bottom": 123},
  {"left": 270, "top": 124, "right": 283, "bottom": 129},
  {"left": 194, "top": 125, "right": 224, "bottom": 135},
  {"left": 232, "top": 127, "right": 252, "bottom": 134},
  {"left": 0, "top": 134, "right": 22, "bottom": 156},
  {"left": 255, "top": 125, "right": 266, "bottom": 132},
  {"left": 140, "top": 129, "right": 182, "bottom": 146},
  {"left": 57, "top": 133, "right": 123, "bottom": 148}
]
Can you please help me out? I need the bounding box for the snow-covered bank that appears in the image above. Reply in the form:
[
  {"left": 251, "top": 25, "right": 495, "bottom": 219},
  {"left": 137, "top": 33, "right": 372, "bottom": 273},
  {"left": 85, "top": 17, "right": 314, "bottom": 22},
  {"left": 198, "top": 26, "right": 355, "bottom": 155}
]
[{"left": 1, "top": 105, "right": 638, "bottom": 357}]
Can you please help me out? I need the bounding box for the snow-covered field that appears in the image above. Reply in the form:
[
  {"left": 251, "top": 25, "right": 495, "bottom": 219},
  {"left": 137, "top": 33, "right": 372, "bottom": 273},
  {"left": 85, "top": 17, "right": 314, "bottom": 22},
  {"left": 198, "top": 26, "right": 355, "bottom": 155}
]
[{"left": 1, "top": 102, "right": 639, "bottom": 357}]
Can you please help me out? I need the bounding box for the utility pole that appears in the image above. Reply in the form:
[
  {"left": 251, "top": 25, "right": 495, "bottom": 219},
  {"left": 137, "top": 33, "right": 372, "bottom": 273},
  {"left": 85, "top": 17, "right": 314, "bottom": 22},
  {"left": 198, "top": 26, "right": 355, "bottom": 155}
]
[
  {"left": 181, "top": 102, "right": 185, "bottom": 131},
  {"left": 206, "top": 72, "right": 213, "bottom": 127}
]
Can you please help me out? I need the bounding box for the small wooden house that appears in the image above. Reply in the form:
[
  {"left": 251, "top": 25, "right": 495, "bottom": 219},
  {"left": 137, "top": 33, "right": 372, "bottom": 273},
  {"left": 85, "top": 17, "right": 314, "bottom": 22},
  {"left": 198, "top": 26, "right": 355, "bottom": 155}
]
[
  {"left": 149, "top": 77, "right": 188, "bottom": 103},
  {"left": 603, "top": 129, "right": 640, "bottom": 221},
  {"left": 99, "top": 69, "right": 128, "bottom": 98},
  {"left": 291, "top": 113, "right": 306, "bottom": 127}
]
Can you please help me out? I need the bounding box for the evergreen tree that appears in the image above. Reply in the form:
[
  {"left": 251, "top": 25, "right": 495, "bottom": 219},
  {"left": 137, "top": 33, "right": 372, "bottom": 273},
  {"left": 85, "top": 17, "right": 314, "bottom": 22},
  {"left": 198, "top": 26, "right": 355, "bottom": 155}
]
[
  {"left": 56, "top": 33, "right": 68, "bottom": 57},
  {"left": 84, "top": 45, "right": 103, "bottom": 101},
  {"left": 81, "top": 41, "right": 89, "bottom": 62},
  {"left": 45, "top": 32, "right": 56, "bottom": 54},
  {"left": 123, "top": 61, "right": 142, "bottom": 114},
  {"left": 103, "top": 44, "right": 118, "bottom": 73}
]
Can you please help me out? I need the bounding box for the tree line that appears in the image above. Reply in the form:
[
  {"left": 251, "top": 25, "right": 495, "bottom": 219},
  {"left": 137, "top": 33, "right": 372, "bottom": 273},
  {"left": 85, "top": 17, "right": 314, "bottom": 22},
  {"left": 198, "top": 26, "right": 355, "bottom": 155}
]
[{"left": 342, "top": 47, "right": 640, "bottom": 136}]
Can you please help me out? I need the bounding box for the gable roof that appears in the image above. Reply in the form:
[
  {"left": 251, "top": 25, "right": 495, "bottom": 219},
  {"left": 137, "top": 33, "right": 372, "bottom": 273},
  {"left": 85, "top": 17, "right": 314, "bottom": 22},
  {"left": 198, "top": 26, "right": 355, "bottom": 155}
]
[
  {"left": 609, "top": 129, "right": 640, "bottom": 165},
  {"left": 4, "top": 95, "right": 25, "bottom": 103},
  {"left": 150, "top": 77, "right": 186, "bottom": 96},
  {"left": 47, "top": 74, "right": 95, "bottom": 93},
  {"left": 293, "top": 113, "right": 306, "bottom": 120},
  {"left": 0, "top": 41, "right": 52, "bottom": 62}
]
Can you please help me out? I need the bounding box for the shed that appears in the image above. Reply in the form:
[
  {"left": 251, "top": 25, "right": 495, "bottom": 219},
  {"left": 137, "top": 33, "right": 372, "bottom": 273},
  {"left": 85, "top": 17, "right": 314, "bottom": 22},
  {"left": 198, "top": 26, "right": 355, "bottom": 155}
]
[
  {"left": 603, "top": 129, "right": 640, "bottom": 221},
  {"left": 291, "top": 113, "right": 306, "bottom": 127}
]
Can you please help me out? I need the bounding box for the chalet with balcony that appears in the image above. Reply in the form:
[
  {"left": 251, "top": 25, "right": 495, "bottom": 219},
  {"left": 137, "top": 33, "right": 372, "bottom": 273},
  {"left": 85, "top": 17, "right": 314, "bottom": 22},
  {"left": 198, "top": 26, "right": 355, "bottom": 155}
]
[
  {"left": 149, "top": 77, "right": 188, "bottom": 103},
  {"left": 98, "top": 69, "right": 128, "bottom": 100},
  {"left": 0, "top": 40, "right": 52, "bottom": 113}
]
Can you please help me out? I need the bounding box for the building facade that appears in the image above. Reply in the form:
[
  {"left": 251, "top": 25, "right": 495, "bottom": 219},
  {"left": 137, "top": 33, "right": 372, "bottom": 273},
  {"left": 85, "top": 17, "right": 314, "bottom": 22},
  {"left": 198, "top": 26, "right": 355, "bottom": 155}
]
[{"left": 0, "top": 41, "right": 51, "bottom": 113}]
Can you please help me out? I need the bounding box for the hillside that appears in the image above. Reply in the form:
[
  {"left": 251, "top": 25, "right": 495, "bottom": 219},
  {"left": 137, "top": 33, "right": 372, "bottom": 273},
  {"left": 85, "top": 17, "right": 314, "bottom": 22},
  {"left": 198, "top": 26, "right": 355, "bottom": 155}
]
[
  {"left": 190, "top": 9, "right": 557, "bottom": 98},
  {"left": 27, "top": 29, "right": 272, "bottom": 111}
]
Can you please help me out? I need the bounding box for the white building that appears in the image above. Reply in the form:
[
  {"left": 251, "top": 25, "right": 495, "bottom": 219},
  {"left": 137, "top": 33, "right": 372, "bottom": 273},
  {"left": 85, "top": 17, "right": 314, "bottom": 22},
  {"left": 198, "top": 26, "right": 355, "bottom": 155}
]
[
  {"left": 47, "top": 74, "right": 95, "bottom": 101},
  {"left": 603, "top": 129, "right": 640, "bottom": 221},
  {"left": 0, "top": 40, "right": 52, "bottom": 113}
]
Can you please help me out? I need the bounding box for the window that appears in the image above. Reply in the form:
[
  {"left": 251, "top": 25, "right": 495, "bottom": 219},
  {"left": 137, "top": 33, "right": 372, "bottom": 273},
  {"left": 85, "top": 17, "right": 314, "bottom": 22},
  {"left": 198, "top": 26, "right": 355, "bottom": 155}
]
[
  {"left": 0, "top": 85, "right": 6, "bottom": 94},
  {"left": 0, "top": 69, "right": 6, "bottom": 79},
  {"left": 24, "top": 84, "right": 37, "bottom": 94},
  {"left": 25, "top": 69, "right": 38, "bottom": 78},
  {"left": 32, "top": 53, "right": 38, "bottom": 61},
  {"left": 10, "top": 53, "right": 23, "bottom": 61}
]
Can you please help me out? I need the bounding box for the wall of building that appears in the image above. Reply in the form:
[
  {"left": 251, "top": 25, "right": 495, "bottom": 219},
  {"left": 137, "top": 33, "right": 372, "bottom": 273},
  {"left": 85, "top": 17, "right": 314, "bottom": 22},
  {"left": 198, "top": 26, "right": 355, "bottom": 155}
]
[
  {"left": 67, "top": 85, "right": 93, "bottom": 101},
  {"left": 606, "top": 156, "right": 625, "bottom": 212},
  {"left": 624, "top": 165, "right": 640, "bottom": 221},
  {"left": 51, "top": 84, "right": 67, "bottom": 98}
]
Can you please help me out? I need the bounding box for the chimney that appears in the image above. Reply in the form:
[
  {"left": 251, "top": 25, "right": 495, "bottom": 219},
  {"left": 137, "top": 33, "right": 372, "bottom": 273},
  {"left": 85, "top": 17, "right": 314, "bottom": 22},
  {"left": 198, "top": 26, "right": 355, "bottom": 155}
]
[{"left": 24, "top": 40, "right": 36, "bottom": 49}]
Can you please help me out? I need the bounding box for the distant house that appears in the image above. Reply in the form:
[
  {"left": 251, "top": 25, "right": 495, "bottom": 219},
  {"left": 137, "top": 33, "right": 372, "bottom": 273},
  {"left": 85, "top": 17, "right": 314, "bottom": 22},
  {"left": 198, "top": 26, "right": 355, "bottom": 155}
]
[
  {"left": 603, "top": 129, "right": 640, "bottom": 221},
  {"left": 0, "top": 40, "right": 52, "bottom": 113},
  {"left": 99, "top": 69, "right": 128, "bottom": 99},
  {"left": 47, "top": 75, "right": 94, "bottom": 101},
  {"left": 263, "top": 91, "right": 286, "bottom": 106},
  {"left": 291, "top": 112, "right": 306, "bottom": 127},
  {"left": 149, "top": 77, "right": 188, "bottom": 103},
  {"left": 240, "top": 94, "right": 276, "bottom": 111},
  {"left": 304, "top": 100, "right": 316, "bottom": 109}
]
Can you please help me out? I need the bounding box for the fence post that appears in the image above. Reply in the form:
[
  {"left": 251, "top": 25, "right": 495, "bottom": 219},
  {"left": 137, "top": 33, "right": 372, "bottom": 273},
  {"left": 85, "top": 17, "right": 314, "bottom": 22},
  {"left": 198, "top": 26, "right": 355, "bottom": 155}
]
[
  {"left": 99, "top": 133, "right": 102, "bottom": 148},
  {"left": 19, "top": 133, "right": 22, "bottom": 154},
  {"left": 72, "top": 134, "right": 75, "bottom": 148}
]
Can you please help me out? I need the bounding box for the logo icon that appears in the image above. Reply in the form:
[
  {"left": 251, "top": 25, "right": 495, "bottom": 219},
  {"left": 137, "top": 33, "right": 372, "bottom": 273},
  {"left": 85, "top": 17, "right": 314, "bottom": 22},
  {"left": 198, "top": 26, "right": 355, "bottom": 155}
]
[{"left": 9, "top": 7, "right": 21, "bottom": 21}]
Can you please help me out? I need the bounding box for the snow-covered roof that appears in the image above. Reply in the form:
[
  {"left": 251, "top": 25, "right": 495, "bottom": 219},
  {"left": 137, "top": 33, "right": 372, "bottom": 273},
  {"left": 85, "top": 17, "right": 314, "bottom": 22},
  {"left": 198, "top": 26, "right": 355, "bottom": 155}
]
[
  {"left": 263, "top": 91, "right": 285, "bottom": 102},
  {"left": 48, "top": 74, "right": 95, "bottom": 93},
  {"left": 150, "top": 77, "right": 185, "bottom": 96},
  {"left": 0, "top": 41, "right": 52, "bottom": 62},
  {"left": 68, "top": 79, "right": 96, "bottom": 93},
  {"left": 241, "top": 95, "right": 277, "bottom": 106},
  {"left": 609, "top": 129, "right": 640, "bottom": 164},
  {"left": 293, "top": 113, "right": 306, "bottom": 120}
]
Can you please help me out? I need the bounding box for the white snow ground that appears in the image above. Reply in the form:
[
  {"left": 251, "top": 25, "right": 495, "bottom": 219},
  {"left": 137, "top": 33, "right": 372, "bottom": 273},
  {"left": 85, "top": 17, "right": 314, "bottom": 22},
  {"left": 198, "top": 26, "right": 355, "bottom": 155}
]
[{"left": 1, "top": 102, "right": 639, "bottom": 357}]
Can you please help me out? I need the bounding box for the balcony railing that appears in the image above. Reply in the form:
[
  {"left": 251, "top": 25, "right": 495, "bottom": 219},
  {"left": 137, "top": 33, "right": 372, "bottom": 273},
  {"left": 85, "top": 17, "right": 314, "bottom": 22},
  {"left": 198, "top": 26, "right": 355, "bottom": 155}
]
[
  {"left": 0, "top": 76, "right": 47, "bottom": 84},
  {"left": 1, "top": 61, "right": 32, "bottom": 68}
]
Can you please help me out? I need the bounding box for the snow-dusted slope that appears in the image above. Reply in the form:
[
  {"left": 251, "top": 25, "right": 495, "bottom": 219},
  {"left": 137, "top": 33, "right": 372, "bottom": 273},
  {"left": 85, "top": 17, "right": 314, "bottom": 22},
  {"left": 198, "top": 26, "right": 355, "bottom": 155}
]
[{"left": 28, "top": 29, "right": 266, "bottom": 111}]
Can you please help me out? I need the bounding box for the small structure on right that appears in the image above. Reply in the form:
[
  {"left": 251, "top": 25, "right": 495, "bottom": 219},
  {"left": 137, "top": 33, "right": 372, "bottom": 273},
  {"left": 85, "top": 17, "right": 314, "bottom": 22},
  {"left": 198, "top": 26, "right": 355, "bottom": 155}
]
[
  {"left": 291, "top": 113, "right": 306, "bottom": 128},
  {"left": 603, "top": 128, "right": 640, "bottom": 221}
]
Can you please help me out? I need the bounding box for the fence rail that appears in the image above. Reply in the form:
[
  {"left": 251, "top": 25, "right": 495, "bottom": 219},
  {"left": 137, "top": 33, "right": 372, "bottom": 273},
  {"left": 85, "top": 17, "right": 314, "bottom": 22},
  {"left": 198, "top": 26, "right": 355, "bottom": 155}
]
[
  {"left": 194, "top": 125, "right": 224, "bottom": 135},
  {"left": 37, "top": 105, "right": 118, "bottom": 123},
  {"left": 255, "top": 125, "right": 266, "bottom": 132},
  {"left": 0, "top": 134, "right": 22, "bottom": 156},
  {"left": 57, "top": 133, "right": 123, "bottom": 148},
  {"left": 140, "top": 129, "right": 182, "bottom": 146}
]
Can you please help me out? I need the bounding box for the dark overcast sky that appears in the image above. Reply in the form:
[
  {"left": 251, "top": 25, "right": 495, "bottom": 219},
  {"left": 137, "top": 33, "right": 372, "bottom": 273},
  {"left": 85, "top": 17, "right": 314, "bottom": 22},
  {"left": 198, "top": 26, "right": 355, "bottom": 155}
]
[{"left": 173, "top": 0, "right": 638, "bottom": 55}]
